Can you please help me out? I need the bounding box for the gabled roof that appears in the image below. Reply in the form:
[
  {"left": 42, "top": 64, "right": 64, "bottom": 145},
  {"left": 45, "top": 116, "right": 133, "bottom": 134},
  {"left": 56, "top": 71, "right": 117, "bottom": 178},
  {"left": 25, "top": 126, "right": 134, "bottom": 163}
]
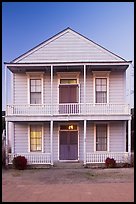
[{"left": 11, "top": 27, "right": 128, "bottom": 63}]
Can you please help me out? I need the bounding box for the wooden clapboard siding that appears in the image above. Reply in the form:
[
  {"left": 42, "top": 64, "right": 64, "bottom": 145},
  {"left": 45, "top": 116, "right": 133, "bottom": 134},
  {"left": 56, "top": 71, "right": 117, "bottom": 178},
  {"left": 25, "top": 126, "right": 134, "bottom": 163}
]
[
  {"left": 109, "top": 121, "right": 126, "bottom": 152},
  {"left": 14, "top": 123, "right": 28, "bottom": 153},
  {"left": 15, "top": 29, "right": 124, "bottom": 63},
  {"left": 14, "top": 73, "right": 27, "bottom": 104},
  {"left": 109, "top": 71, "right": 125, "bottom": 103},
  {"left": 13, "top": 70, "right": 126, "bottom": 105}
]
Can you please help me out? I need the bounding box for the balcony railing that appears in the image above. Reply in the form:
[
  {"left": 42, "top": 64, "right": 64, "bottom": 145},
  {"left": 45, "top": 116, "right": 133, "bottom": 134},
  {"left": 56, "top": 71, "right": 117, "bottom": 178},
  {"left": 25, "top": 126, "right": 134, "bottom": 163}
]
[{"left": 6, "top": 103, "right": 130, "bottom": 116}]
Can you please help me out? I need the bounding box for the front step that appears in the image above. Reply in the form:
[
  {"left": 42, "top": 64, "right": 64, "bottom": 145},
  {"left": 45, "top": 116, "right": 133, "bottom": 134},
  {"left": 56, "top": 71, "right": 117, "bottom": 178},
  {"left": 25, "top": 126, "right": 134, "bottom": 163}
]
[{"left": 53, "top": 161, "right": 85, "bottom": 169}]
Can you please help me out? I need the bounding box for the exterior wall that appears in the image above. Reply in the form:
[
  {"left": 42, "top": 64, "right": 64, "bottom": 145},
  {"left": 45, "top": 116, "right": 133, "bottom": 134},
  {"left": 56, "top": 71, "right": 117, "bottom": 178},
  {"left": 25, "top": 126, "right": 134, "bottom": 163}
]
[
  {"left": 13, "top": 69, "right": 126, "bottom": 105},
  {"left": 13, "top": 121, "right": 126, "bottom": 161},
  {"left": 14, "top": 73, "right": 27, "bottom": 104},
  {"left": 14, "top": 123, "right": 28, "bottom": 153},
  {"left": 109, "top": 71, "right": 126, "bottom": 103},
  {"left": 109, "top": 121, "right": 126, "bottom": 152},
  {"left": 17, "top": 31, "right": 123, "bottom": 63}
]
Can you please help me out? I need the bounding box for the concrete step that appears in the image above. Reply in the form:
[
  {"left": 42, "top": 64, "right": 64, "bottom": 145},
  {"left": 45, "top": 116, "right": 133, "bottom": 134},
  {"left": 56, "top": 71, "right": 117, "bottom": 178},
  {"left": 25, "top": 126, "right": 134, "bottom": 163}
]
[{"left": 53, "top": 162, "right": 85, "bottom": 169}]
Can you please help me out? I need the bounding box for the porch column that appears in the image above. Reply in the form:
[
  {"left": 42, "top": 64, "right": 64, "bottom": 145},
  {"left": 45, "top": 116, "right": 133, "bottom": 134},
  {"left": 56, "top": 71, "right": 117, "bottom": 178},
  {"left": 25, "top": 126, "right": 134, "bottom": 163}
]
[
  {"left": 51, "top": 65, "right": 53, "bottom": 115},
  {"left": 84, "top": 65, "right": 86, "bottom": 114},
  {"left": 5, "top": 64, "right": 7, "bottom": 107},
  {"left": 50, "top": 120, "right": 53, "bottom": 165},
  {"left": 128, "top": 119, "right": 131, "bottom": 161},
  {"left": 10, "top": 122, "right": 14, "bottom": 154},
  {"left": 84, "top": 120, "right": 87, "bottom": 165},
  {"left": 5, "top": 121, "right": 8, "bottom": 166}
]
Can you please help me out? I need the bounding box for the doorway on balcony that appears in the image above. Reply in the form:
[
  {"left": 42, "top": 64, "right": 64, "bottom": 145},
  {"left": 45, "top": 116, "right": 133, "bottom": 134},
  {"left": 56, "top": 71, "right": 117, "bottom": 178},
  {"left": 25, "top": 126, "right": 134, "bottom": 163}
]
[
  {"left": 59, "top": 124, "right": 78, "bottom": 161},
  {"left": 59, "top": 79, "right": 79, "bottom": 114}
]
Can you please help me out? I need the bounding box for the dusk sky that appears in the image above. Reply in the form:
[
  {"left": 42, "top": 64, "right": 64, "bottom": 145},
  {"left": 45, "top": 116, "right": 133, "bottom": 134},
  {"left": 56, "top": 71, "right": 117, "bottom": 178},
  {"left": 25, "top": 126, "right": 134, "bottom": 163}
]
[{"left": 2, "top": 2, "right": 134, "bottom": 110}]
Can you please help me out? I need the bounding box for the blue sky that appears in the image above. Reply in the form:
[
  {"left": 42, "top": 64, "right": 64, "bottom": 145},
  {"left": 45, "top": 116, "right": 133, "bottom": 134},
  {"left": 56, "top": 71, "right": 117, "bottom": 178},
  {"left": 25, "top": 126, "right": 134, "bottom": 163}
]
[{"left": 2, "top": 2, "right": 134, "bottom": 110}]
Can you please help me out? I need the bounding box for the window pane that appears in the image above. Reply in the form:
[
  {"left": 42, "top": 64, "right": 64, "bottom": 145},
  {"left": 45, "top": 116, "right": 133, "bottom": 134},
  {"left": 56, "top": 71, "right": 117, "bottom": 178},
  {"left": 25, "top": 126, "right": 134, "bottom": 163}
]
[
  {"left": 30, "top": 79, "right": 41, "bottom": 92},
  {"left": 96, "top": 124, "right": 107, "bottom": 151},
  {"left": 35, "top": 85, "right": 41, "bottom": 92},
  {"left": 60, "top": 79, "right": 77, "bottom": 84},
  {"left": 96, "top": 92, "right": 107, "bottom": 103},
  {"left": 101, "top": 78, "right": 107, "bottom": 86},
  {"left": 30, "top": 125, "right": 42, "bottom": 152},
  {"left": 30, "top": 79, "right": 35, "bottom": 86},
  {"left": 35, "top": 80, "right": 41, "bottom": 86},
  {"left": 30, "top": 93, "right": 41, "bottom": 104},
  {"left": 95, "top": 78, "right": 107, "bottom": 103}
]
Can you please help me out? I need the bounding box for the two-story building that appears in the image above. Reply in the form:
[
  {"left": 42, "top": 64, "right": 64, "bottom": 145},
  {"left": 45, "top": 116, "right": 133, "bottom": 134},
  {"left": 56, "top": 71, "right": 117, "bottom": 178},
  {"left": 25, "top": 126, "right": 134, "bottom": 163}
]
[{"left": 5, "top": 27, "right": 132, "bottom": 167}]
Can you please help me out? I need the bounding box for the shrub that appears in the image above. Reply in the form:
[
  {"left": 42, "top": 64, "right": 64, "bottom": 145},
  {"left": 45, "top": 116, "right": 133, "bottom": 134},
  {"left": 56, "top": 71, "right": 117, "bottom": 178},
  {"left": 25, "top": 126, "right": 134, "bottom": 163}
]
[
  {"left": 2, "top": 148, "right": 6, "bottom": 167},
  {"left": 105, "top": 157, "right": 116, "bottom": 168},
  {"left": 13, "top": 156, "right": 27, "bottom": 170}
]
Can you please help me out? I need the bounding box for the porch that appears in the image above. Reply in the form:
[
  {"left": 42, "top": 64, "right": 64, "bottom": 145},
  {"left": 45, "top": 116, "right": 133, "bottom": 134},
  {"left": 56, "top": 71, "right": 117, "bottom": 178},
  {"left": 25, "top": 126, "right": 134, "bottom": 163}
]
[{"left": 8, "top": 152, "right": 130, "bottom": 165}]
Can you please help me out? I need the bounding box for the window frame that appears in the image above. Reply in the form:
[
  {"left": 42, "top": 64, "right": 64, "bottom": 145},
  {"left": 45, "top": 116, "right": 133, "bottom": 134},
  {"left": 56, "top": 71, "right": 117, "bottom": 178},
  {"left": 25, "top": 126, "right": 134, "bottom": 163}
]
[
  {"left": 95, "top": 78, "right": 107, "bottom": 103},
  {"left": 26, "top": 72, "right": 44, "bottom": 105},
  {"left": 94, "top": 123, "right": 109, "bottom": 152},
  {"left": 92, "top": 71, "right": 110, "bottom": 104},
  {"left": 28, "top": 124, "right": 44, "bottom": 153}
]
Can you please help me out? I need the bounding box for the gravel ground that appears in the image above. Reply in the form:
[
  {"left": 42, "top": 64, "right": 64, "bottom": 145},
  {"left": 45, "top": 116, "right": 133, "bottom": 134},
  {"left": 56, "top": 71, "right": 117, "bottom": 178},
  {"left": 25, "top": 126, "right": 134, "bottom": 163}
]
[
  {"left": 2, "top": 167, "right": 134, "bottom": 202},
  {"left": 2, "top": 167, "right": 134, "bottom": 184}
]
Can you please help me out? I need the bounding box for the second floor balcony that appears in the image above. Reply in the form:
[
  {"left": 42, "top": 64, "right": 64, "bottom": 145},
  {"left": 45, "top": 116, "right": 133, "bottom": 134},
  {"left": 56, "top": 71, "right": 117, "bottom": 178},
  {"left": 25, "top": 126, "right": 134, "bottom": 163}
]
[{"left": 6, "top": 103, "right": 130, "bottom": 117}]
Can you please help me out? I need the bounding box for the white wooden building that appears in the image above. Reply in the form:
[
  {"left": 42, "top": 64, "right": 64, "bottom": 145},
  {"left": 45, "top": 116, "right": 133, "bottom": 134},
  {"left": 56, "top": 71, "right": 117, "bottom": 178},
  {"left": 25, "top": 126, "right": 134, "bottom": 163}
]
[{"left": 5, "top": 27, "right": 132, "bottom": 167}]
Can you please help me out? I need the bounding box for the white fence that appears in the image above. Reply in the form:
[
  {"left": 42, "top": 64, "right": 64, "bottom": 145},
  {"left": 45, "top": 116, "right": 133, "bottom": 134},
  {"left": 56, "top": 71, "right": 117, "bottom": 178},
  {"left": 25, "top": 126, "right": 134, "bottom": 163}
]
[
  {"left": 8, "top": 153, "right": 51, "bottom": 165},
  {"left": 86, "top": 152, "right": 130, "bottom": 163}
]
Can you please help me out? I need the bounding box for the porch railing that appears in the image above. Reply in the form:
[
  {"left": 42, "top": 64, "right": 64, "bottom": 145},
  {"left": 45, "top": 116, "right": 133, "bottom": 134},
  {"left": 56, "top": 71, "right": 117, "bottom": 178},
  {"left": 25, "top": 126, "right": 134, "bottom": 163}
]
[
  {"left": 86, "top": 152, "right": 130, "bottom": 163},
  {"left": 6, "top": 103, "right": 130, "bottom": 116},
  {"left": 8, "top": 153, "right": 51, "bottom": 165}
]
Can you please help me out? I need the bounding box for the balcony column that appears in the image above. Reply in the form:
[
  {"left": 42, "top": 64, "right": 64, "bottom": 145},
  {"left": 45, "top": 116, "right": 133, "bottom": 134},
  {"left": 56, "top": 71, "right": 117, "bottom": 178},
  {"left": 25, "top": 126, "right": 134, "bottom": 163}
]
[
  {"left": 5, "top": 64, "right": 7, "bottom": 110},
  {"left": 84, "top": 65, "right": 86, "bottom": 114},
  {"left": 51, "top": 65, "right": 53, "bottom": 115},
  {"left": 128, "top": 119, "right": 131, "bottom": 162},
  {"left": 83, "top": 120, "right": 87, "bottom": 165},
  {"left": 50, "top": 120, "right": 53, "bottom": 165}
]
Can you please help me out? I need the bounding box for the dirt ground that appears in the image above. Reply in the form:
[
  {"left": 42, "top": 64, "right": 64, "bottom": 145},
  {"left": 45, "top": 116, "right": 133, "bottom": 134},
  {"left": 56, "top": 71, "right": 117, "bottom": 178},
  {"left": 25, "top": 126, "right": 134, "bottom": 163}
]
[
  {"left": 2, "top": 167, "right": 134, "bottom": 202},
  {"left": 2, "top": 167, "right": 134, "bottom": 184}
]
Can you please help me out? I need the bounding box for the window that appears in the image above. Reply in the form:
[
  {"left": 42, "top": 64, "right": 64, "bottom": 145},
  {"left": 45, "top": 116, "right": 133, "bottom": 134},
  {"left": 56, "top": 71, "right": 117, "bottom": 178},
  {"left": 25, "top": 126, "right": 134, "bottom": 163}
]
[
  {"left": 60, "top": 124, "right": 77, "bottom": 130},
  {"left": 95, "top": 78, "right": 107, "bottom": 103},
  {"left": 30, "top": 79, "right": 41, "bottom": 104},
  {"left": 30, "top": 125, "right": 42, "bottom": 152},
  {"left": 96, "top": 124, "right": 107, "bottom": 151},
  {"left": 60, "top": 79, "right": 77, "bottom": 84}
]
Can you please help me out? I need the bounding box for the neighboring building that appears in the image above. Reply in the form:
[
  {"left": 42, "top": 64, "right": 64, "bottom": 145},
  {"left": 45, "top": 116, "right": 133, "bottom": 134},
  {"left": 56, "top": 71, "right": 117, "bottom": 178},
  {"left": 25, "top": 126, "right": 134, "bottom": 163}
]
[
  {"left": 2, "top": 111, "right": 5, "bottom": 133},
  {"left": 5, "top": 27, "right": 132, "bottom": 167}
]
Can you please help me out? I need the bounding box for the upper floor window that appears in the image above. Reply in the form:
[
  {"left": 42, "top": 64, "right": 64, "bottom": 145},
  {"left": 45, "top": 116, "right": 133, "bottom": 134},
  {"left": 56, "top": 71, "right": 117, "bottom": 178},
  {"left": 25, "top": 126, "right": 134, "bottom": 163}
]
[
  {"left": 95, "top": 78, "right": 107, "bottom": 103},
  {"left": 30, "top": 79, "right": 41, "bottom": 104}
]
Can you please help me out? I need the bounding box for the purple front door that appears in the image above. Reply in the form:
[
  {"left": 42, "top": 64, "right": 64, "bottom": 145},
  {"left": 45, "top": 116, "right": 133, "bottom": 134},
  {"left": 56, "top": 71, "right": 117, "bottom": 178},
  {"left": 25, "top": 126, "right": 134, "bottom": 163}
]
[{"left": 59, "top": 131, "right": 78, "bottom": 160}]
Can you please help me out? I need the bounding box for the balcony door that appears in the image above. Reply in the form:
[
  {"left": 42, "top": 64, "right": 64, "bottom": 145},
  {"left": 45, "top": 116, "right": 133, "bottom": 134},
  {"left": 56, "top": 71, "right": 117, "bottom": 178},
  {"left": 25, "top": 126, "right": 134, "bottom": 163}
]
[{"left": 59, "top": 79, "right": 79, "bottom": 114}]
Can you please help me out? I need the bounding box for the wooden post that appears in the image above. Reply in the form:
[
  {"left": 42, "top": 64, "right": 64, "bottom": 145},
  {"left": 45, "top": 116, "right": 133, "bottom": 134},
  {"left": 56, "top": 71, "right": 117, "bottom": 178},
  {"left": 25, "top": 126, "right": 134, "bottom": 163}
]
[
  {"left": 84, "top": 120, "right": 86, "bottom": 165},
  {"left": 51, "top": 65, "right": 53, "bottom": 115},
  {"left": 128, "top": 119, "right": 131, "bottom": 163},
  {"left": 50, "top": 120, "right": 53, "bottom": 165},
  {"left": 84, "top": 65, "right": 86, "bottom": 114}
]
